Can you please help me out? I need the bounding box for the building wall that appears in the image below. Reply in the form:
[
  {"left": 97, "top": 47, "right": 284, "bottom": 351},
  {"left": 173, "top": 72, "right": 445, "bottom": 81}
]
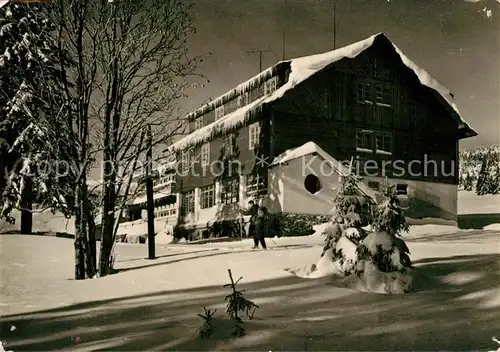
[
  {"left": 268, "top": 154, "right": 342, "bottom": 215},
  {"left": 271, "top": 36, "right": 460, "bottom": 186},
  {"left": 361, "top": 176, "right": 458, "bottom": 222}
]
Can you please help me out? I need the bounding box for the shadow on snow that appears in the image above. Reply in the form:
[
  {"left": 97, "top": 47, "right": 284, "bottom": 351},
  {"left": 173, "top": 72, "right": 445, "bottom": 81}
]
[{"left": 0, "top": 253, "right": 499, "bottom": 351}]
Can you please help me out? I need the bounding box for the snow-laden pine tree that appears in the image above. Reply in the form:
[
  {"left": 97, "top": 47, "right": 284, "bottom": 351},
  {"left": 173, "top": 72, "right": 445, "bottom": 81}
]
[
  {"left": 0, "top": 2, "right": 68, "bottom": 230},
  {"left": 355, "top": 184, "right": 412, "bottom": 293},
  {"left": 476, "top": 152, "right": 500, "bottom": 195},
  {"left": 319, "top": 164, "right": 370, "bottom": 276},
  {"left": 321, "top": 164, "right": 362, "bottom": 257},
  {"left": 0, "top": 2, "right": 97, "bottom": 279}
]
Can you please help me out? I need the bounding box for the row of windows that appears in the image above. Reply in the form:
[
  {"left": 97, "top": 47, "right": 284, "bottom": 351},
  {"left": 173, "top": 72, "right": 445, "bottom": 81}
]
[
  {"left": 153, "top": 173, "right": 175, "bottom": 187},
  {"left": 192, "top": 76, "right": 278, "bottom": 132},
  {"left": 181, "top": 174, "right": 268, "bottom": 212},
  {"left": 179, "top": 122, "right": 261, "bottom": 172},
  {"left": 356, "top": 129, "right": 393, "bottom": 154},
  {"left": 154, "top": 204, "right": 176, "bottom": 218},
  {"left": 155, "top": 209, "right": 176, "bottom": 218}
]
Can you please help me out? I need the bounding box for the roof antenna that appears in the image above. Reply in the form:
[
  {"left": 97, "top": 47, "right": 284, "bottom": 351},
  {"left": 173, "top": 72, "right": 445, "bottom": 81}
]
[{"left": 247, "top": 49, "right": 275, "bottom": 72}]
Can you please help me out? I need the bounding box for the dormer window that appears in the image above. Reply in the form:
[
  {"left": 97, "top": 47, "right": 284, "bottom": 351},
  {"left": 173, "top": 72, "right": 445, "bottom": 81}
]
[
  {"left": 264, "top": 77, "right": 277, "bottom": 95},
  {"left": 194, "top": 117, "right": 203, "bottom": 130},
  {"left": 215, "top": 105, "right": 225, "bottom": 120}
]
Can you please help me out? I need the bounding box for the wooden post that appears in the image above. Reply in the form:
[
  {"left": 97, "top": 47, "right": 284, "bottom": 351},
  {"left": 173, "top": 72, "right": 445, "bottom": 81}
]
[{"left": 146, "top": 124, "right": 155, "bottom": 259}]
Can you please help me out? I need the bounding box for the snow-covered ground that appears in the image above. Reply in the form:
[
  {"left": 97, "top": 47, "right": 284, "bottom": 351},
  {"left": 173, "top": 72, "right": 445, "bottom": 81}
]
[
  {"left": 1, "top": 223, "right": 499, "bottom": 351},
  {"left": 458, "top": 190, "right": 500, "bottom": 215}
]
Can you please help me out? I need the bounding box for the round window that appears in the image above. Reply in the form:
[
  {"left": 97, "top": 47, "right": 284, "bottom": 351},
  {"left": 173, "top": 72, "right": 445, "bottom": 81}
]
[{"left": 304, "top": 174, "right": 322, "bottom": 194}]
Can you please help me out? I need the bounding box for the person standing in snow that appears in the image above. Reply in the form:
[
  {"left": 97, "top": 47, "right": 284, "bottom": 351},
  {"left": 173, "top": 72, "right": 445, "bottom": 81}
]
[
  {"left": 252, "top": 207, "right": 268, "bottom": 249},
  {"left": 246, "top": 200, "right": 259, "bottom": 243}
]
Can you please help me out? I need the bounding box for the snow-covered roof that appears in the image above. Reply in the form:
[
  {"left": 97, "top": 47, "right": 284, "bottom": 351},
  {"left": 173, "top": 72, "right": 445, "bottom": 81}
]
[
  {"left": 270, "top": 141, "right": 378, "bottom": 202},
  {"left": 131, "top": 161, "right": 177, "bottom": 181},
  {"left": 169, "top": 32, "right": 475, "bottom": 152}
]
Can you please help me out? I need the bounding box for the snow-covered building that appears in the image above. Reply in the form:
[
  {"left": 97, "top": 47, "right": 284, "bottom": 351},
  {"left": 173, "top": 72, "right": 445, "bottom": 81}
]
[
  {"left": 129, "top": 32, "right": 477, "bottom": 236},
  {"left": 126, "top": 161, "right": 178, "bottom": 223}
]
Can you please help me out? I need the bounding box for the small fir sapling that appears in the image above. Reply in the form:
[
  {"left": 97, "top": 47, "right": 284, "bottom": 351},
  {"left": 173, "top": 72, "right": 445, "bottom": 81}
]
[
  {"left": 224, "top": 269, "right": 259, "bottom": 321},
  {"left": 224, "top": 269, "right": 259, "bottom": 337},
  {"left": 197, "top": 307, "right": 217, "bottom": 338}
]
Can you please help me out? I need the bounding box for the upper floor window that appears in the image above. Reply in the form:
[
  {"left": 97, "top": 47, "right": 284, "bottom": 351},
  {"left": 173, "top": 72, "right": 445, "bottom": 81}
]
[
  {"left": 200, "top": 184, "right": 215, "bottom": 209},
  {"left": 264, "top": 76, "right": 277, "bottom": 95},
  {"left": 356, "top": 82, "right": 374, "bottom": 104},
  {"left": 180, "top": 149, "right": 191, "bottom": 173},
  {"left": 375, "top": 133, "right": 393, "bottom": 155},
  {"left": 194, "top": 117, "right": 204, "bottom": 130},
  {"left": 357, "top": 81, "right": 393, "bottom": 107},
  {"left": 201, "top": 143, "right": 210, "bottom": 166},
  {"left": 356, "top": 129, "right": 393, "bottom": 155},
  {"left": 223, "top": 134, "right": 234, "bottom": 156},
  {"left": 237, "top": 92, "right": 249, "bottom": 108},
  {"left": 182, "top": 190, "right": 195, "bottom": 213},
  {"left": 356, "top": 130, "right": 374, "bottom": 151},
  {"left": 249, "top": 122, "right": 260, "bottom": 151},
  {"left": 215, "top": 105, "right": 225, "bottom": 120},
  {"left": 375, "top": 85, "right": 393, "bottom": 107}
]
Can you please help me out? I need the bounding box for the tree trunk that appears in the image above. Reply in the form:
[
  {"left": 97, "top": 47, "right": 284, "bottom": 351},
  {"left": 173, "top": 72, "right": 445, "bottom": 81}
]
[
  {"left": 87, "top": 202, "right": 97, "bottom": 277},
  {"left": 99, "top": 179, "right": 115, "bottom": 277},
  {"left": 74, "top": 189, "right": 86, "bottom": 280},
  {"left": 74, "top": 181, "right": 97, "bottom": 280},
  {"left": 20, "top": 177, "right": 33, "bottom": 234}
]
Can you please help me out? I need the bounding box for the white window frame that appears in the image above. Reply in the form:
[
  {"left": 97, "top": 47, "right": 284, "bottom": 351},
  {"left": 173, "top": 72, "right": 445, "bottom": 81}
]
[
  {"left": 221, "top": 178, "right": 239, "bottom": 204},
  {"left": 200, "top": 184, "right": 216, "bottom": 209},
  {"left": 249, "top": 122, "right": 260, "bottom": 151},
  {"left": 245, "top": 173, "right": 267, "bottom": 198},
  {"left": 201, "top": 143, "right": 210, "bottom": 166},
  {"left": 194, "top": 117, "right": 204, "bottom": 130},
  {"left": 215, "top": 105, "right": 225, "bottom": 120},
  {"left": 264, "top": 76, "right": 277, "bottom": 95}
]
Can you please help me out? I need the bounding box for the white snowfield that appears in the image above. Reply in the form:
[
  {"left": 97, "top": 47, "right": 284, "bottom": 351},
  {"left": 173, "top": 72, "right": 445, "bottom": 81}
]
[{"left": 1, "top": 222, "right": 499, "bottom": 351}]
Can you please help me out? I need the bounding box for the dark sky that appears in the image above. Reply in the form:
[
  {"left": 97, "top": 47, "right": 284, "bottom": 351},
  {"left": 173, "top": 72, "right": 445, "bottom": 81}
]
[{"left": 183, "top": 0, "right": 499, "bottom": 149}]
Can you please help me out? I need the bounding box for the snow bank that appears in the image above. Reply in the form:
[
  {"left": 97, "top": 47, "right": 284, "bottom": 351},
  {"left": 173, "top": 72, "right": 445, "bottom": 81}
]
[
  {"left": 348, "top": 262, "right": 413, "bottom": 294},
  {"left": 405, "top": 224, "right": 463, "bottom": 238},
  {"left": 312, "top": 222, "right": 331, "bottom": 238},
  {"left": 285, "top": 247, "right": 339, "bottom": 279},
  {"left": 483, "top": 223, "right": 500, "bottom": 231}
]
